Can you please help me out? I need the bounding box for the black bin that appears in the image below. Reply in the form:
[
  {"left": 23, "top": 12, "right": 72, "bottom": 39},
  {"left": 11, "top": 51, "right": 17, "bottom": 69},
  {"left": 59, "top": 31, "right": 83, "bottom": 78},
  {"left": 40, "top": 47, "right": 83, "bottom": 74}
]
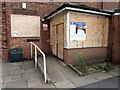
[{"left": 9, "top": 48, "right": 23, "bottom": 63}]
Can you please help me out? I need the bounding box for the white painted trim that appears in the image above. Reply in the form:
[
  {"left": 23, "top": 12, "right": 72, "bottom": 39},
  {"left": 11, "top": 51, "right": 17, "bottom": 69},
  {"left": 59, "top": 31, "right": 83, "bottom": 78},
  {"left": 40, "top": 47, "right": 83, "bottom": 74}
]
[
  {"left": 47, "top": 7, "right": 111, "bottom": 19},
  {"left": 47, "top": 8, "right": 66, "bottom": 19},
  {"left": 66, "top": 12, "right": 70, "bottom": 48},
  {"left": 65, "top": 7, "right": 111, "bottom": 16},
  {"left": 114, "top": 13, "right": 120, "bottom": 16}
]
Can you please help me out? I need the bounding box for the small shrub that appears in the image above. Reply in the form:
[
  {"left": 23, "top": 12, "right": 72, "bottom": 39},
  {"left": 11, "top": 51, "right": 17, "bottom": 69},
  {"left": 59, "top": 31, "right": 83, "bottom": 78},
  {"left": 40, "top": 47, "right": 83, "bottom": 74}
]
[
  {"left": 98, "top": 62, "right": 113, "bottom": 71},
  {"left": 76, "top": 53, "right": 87, "bottom": 73}
]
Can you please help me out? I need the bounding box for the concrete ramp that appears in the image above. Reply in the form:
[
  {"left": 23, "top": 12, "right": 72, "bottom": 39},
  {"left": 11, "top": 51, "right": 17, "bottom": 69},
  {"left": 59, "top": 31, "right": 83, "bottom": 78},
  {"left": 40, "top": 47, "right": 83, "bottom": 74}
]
[{"left": 38, "top": 56, "right": 79, "bottom": 83}]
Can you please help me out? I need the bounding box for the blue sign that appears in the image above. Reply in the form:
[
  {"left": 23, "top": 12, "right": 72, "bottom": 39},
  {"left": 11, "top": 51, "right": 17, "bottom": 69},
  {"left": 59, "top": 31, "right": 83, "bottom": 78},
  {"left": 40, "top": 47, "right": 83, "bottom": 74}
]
[{"left": 70, "top": 22, "right": 86, "bottom": 27}]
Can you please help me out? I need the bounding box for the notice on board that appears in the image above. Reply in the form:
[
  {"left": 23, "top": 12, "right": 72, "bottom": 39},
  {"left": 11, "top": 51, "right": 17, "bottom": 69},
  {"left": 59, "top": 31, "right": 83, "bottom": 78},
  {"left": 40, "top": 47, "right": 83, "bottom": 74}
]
[{"left": 70, "top": 22, "right": 86, "bottom": 41}]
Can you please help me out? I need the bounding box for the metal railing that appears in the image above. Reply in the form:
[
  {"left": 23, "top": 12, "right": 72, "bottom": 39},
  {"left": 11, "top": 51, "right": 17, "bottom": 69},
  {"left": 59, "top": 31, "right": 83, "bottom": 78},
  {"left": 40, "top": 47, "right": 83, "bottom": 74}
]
[{"left": 30, "top": 42, "right": 47, "bottom": 83}]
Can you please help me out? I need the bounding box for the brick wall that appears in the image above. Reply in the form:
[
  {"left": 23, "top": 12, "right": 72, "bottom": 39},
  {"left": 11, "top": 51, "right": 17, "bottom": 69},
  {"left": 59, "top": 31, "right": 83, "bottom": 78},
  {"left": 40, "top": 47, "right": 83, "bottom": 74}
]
[
  {"left": 103, "top": 2, "right": 119, "bottom": 10},
  {"left": 0, "top": 2, "right": 2, "bottom": 60},
  {"left": 2, "top": 2, "right": 63, "bottom": 60},
  {"left": 79, "top": 2, "right": 102, "bottom": 9},
  {"left": 2, "top": 2, "right": 9, "bottom": 60},
  {"left": 64, "top": 47, "right": 107, "bottom": 64}
]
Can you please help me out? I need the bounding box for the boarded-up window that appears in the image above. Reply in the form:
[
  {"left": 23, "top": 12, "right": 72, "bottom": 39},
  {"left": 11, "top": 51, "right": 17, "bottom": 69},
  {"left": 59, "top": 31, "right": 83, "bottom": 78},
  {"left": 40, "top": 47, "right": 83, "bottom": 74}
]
[
  {"left": 11, "top": 14, "right": 40, "bottom": 37},
  {"left": 69, "top": 12, "right": 109, "bottom": 48}
]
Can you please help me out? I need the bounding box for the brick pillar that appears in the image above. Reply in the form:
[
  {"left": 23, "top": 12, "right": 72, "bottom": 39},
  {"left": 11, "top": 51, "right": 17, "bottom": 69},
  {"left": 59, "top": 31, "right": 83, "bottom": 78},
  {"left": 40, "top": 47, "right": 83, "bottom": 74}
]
[
  {"left": 2, "top": 2, "right": 9, "bottom": 61},
  {"left": 112, "top": 15, "right": 120, "bottom": 63}
]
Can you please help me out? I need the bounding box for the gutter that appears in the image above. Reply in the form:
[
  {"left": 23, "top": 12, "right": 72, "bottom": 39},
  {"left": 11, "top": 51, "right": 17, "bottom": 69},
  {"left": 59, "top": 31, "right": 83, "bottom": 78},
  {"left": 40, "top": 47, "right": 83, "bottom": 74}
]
[
  {"left": 114, "top": 12, "right": 120, "bottom": 16},
  {"left": 45, "top": 5, "right": 112, "bottom": 19},
  {"left": 47, "top": 8, "right": 66, "bottom": 19},
  {"left": 65, "top": 7, "right": 111, "bottom": 16}
]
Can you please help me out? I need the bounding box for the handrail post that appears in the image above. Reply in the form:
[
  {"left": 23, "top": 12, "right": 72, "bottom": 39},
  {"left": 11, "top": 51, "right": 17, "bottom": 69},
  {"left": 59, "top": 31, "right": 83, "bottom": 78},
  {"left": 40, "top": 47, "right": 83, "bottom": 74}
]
[
  {"left": 43, "top": 55, "right": 47, "bottom": 83},
  {"left": 35, "top": 47, "right": 37, "bottom": 68}
]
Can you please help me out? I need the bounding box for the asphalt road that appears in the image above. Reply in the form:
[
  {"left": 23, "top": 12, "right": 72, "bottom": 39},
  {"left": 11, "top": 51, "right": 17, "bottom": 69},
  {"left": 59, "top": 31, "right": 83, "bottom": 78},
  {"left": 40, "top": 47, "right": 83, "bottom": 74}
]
[{"left": 80, "top": 76, "right": 120, "bottom": 88}]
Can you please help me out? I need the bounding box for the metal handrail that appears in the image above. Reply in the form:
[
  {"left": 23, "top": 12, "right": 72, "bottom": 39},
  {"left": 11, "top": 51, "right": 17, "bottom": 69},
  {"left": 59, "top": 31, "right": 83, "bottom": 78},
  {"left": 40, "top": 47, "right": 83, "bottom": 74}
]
[{"left": 30, "top": 42, "right": 47, "bottom": 83}]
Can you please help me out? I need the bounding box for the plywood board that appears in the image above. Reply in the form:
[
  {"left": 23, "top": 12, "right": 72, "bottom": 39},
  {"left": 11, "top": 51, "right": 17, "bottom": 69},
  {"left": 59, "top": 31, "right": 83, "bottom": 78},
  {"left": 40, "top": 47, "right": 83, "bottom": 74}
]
[
  {"left": 58, "top": 24, "right": 64, "bottom": 59},
  {"left": 103, "top": 18, "right": 109, "bottom": 46},
  {"left": 52, "top": 26, "right": 57, "bottom": 56},
  {"left": 50, "top": 21, "right": 53, "bottom": 45},
  {"left": 51, "top": 13, "right": 64, "bottom": 26},
  {"left": 11, "top": 14, "right": 40, "bottom": 37},
  {"left": 50, "top": 13, "right": 66, "bottom": 58},
  {"left": 69, "top": 11, "right": 109, "bottom": 48},
  {"left": 64, "top": 14, "right": 67, "bottom": 47}
]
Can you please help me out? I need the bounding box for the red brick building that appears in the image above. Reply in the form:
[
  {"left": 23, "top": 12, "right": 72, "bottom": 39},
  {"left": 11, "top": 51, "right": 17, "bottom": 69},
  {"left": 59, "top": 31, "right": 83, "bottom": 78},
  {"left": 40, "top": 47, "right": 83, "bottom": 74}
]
[{"left": 1, "top": 2, "right": 120, "bottom": 64}]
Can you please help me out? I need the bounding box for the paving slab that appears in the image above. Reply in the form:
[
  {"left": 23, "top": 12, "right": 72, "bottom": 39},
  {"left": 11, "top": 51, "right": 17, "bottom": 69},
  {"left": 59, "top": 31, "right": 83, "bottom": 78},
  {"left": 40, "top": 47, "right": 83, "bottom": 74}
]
[
  {"left": 11, "top": 62, "right": 23, "bottom": 66},
  {"left": 6, "top": 80, "right": 28, "bottom": 88},
  {"left": 54, "top": 80, "right": 76, "bottom": 88},
  {"left": 0, "top": 77, "right": 3, "bottom": 84},
  {"left": 70, "top": 75, "right": 99, "bottom": 87},
  {"left": 21, "top": 65, "right": 34, "bottom": 69},
  {"left": 39, "top": 56, "right": 79, "bottom": 82},
  {"left": 39, "top": 83, "right": 55, "bottom": 88},
  {"left": 12, "top": 74, "right": 22, "bottom": 81},
  {"left": 0, "top": 84, "right": 1, "bottom": 89},
  {"left": 3, "top": 76, "right": 12, "bottom": 83},
  {"left": 10, "top": 69, "right": 24, "bottom": 76},
  {"left": 90, "top": 72, "right": 114, "bottom": 81},
  {"left": 2, "top": 70, "right": 10, "bottom": 78},
  {"left": 28, "top": 83, "right": 55, "bottom": 88},
  {"left": 27, "top": 77, "right": 42, "bottom": 88},
  {"left": 24, "top": 68, "right": 36, "bottom": 74},
  {"left": 7, "top": 66, "right": 21, "bottom": 71},
  {"left": 2, "top": 62, "right": 18, "bottom": 67},
  {"left": 22, "top": 72, "right": 40, "bottom": 80},
  {"left": 107, "top": 70, "right": 119, "bottom": 76},
  {"left": 2, "top": 83, "right": 7, "bottom": 88},
  {"left": 22, "top": 61, "right": 34, "bottom": 67}
]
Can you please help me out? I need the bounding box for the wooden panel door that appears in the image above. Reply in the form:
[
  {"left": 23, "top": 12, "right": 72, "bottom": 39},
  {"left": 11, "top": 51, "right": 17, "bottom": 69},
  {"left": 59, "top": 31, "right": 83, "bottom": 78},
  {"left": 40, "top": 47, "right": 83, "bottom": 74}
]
[
  {"left": 52, "top": 26, "right": 57, "bottom": 56},
  {"left": 57, "top": 24, "right": 64, "bottom": 59}
]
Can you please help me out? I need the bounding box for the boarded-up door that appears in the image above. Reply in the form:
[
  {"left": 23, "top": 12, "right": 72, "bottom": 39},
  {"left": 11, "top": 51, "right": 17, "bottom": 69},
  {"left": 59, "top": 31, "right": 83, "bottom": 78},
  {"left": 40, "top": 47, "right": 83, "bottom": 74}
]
[
  {"left": 52, "top": 26, "right": 57, "bottom": 56},
  {"left": 52, "top": 24, "right": 64, "bottom": 59},
  {"left": 58, "top": 24, "right": 64, "bottom": 59}
]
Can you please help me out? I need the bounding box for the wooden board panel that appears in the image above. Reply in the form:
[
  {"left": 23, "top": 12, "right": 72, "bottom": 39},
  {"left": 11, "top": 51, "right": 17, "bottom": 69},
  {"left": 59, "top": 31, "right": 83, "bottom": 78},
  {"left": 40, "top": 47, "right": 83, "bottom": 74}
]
[
  {"left": 52, "top": 26, "right": 57, "bottom": 56},
  {"left": 64, "top": 14, "right": 67, "bottom": 47},
  {"left": 58, "top": 24, "right": 64, "bottom": 59},
  {"left": 51, "top": 13, "right": 64, "bottom": 26},
  {"left": 69, "top": 11, "right": 109, "bottom": 48},
  {"left": 11, "top": 14, "right": 40, "bottom": 37},
  {"left": 50, "top": 13, "right": 64, "bottom": 45},
  {"left": 50, "top": 13, "right": 66, "bottom": 58},
  {"left": 103, "top": 18, "right": 109, "bottom": 46}
]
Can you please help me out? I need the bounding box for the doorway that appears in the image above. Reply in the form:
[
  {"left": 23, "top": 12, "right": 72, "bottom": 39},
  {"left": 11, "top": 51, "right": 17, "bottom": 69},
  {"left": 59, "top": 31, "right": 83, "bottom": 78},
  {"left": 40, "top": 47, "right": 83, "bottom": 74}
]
[{"left": 52, "top": 23, "right": 64, "bottom": 60}]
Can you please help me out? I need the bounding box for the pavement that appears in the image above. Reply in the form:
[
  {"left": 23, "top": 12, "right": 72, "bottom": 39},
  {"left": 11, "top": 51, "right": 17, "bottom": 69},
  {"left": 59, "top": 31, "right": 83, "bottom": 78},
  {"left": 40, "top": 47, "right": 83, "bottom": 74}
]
[{"left": 1, "top": 56, "right": 119, "bottom": 89}]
